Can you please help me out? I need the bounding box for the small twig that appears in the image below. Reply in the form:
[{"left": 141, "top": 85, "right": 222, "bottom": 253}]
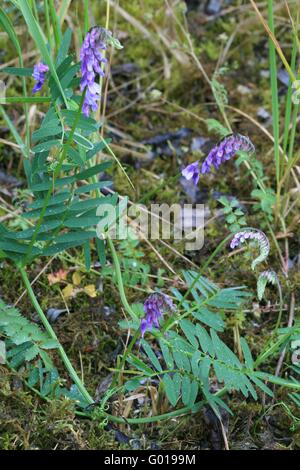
[{"left": 219, "top": 418, "right": 229, "bottom": 450}]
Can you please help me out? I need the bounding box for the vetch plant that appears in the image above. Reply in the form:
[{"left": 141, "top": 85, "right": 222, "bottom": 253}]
[
  {"left": 230, "top": 229, "right": 270, "bottom": 270},
  {"left": 201, "top": 134, "right": 255, "bottom": 175},
  {"left": 80, "top": 26, "right": 108, "bottom": 117},
  {"left": 32, "top": 62, "right": 49, "bottom": 93},
  {"left": 257, "top": 270, "right": 278, "bottom": 301},
  {"left": 181, "top": 160, "right": 200, "bottom": 185},
  {"left": 0, "top": 9, "right": 126, "bottom": 410},
  {"left": 141, "top": 292, "right": 175, "bottom": 337},
  {"left": 218, "top": 196, "right": 247, "bottom": 233},
  {"left": 0, "top": 2, "right": 299, "bottom": 432},
  {"left": 181, "top": 133, "right": 255, "bottom": 185},
  {"left": 120, "top": 267, "right": 297, "bottom": 417},
  {"left": 229, "top": 229, "right": 282, "bottom": 329}
]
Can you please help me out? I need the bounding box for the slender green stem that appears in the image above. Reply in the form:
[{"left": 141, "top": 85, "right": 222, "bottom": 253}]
[
  {"left": 12, "top": 267, "right": 230, "bottom": 425},
  {"left": 106, "top": 236, "right": 138, "bottom": 321},
  {"left": 17, "top": 36, "right": 30, "bottom": 182},
  {"left": 78, "top": 387, "right": 229, "bottom": 424},
  {"left": 100, "top": 135, "right": 135, "bottom": 190},
  {"left": 282, "top": 31, "right": 298, "bottom": 155},
  {"left": 44, "top": 0, "right": 52, "bottom": 48},
  {"left": 287, "top": 102, "right": 300, "bottom": 163},
  {"left": 267, "top": 0, "right": 280, "bottom": 204},
  {"left": 31, "top": 0, "right": 39, "bottom": 22},
  {"left": 255, "top": 372, "right": 300, "bottom": 390},
  {"left": 96, "top": 0, "right": 111, "bottom": 122},
  {"left": 1, "top": 96, "right": 51, "bottom": 104},
  {"left": 113, "top": 329, "right": 140, "bottom": 389},
  {"left": 18, "top": 265, "right": 94, "bottom": 405},
  {"left": 274, "top": 277, "right": 284, "bottom": 332},
  {"left": 84, "top": 20, "right": 140, "bottom": 390},
  {"left": 250, "top": 0, "right": 298, "bottom": 86},
  {"left": 48, "top": 0, "right": 61, "bottom": 50}
]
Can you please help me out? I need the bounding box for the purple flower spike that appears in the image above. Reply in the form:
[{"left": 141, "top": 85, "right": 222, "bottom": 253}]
[
  {"left": 201, "top": 134, "right": 255, "bottom": 174},
  {"left": 257, "top": 270, "right": 278, "bottom": 300},
  {"left": 230, "top": 230, "right": 268, "bottom": 250},
  {"left": 80, "top": 27, "right": 109, "bottom": 117},
  {"left": 32, "top": 62, "right": 49, "bottom": 94},
  {"left": 230, "top": 229, "right": 270, "bottom": 270},
  {"left": 141, "top": 293, "right": 175, "bottom": 337},
  {"left": 181, "top": 161, "right": 200, "bottom": 185}
]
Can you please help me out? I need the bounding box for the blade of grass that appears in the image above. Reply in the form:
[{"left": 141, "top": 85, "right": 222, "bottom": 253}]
[
  {"left": 0, "top": 6, "right": 30, "bottom": 175},
  {"left": 0, "top": 106, "right": 31, "bottom": 180},
  {"left": 284, "top": 1, "right": 300, "bottom": 56},
  {"left": 287, "top": 99, "right": 300, "bottom": 163},
  {"left": 48, "top": 0, "right": 62, "bottom": 50},
  {"left": 267, "top": 0, "right": 280, "bottom": 195},
  {"left": 282, "top": 29, "right": 298, "bottom": 156},
  {"left": 285, "top": 7, "right": 300, "bottom": 164},
  {"left": 100, "top": 136, "right": 135, "bottom": 190},
  {"left": 31, "top": 0, "right": 39, "bottom": 22},
  {"left": 0, "top": 106, "right": 27, "bottom": 157},
  {"left": 57, "top": 0, "right": 72, "bottom": 26},
  {"left": 250, "top": 0, "right": 297, "bottom": 84},
  {"left": 43, "top": 0, "right": 53, "bottom": 48},
  {"left": 0, "top": 7, "right": 22, "bottom": 53},
  {"left": 17, "top": 0, "right": 67, "bottom": 107},
  {"left": 0, "top": 96, "right": 51, "bottom": 104}
]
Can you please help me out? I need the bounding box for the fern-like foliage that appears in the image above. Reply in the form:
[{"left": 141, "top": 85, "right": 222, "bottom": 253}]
[
  {"left": 251, "top": 188, "right": 276, "bottom": 220},
  {"left": 0, "top": 29, "right": 117, "bottom": 268},
  {"left": 257, "top": 270, "right": 277, "bottom": 300},
  {"left": 0, "top": 298, "right": 89, "bottom": 407},
  {"left": 289, "top": 363, "right": 300, "bottom": 418},
  {"left": 230, "top": 229, "right": 270, "bottom": 270},
  {"left": 285, "top": 328, "right": 300, "bottom": 413},
  {"left": 205, "top": 118, "right": 229, "bottom": 137},
  {"left": 218, "top": 196, "right": 247, "bottom": 233},
  {"left": 0, "top": 299, "right": 58, "bottom": 359},
  {"left": 211, "top": 68, "right": 228, "bottom": 109},
  {"left": 122, "top": 271, "right": 273, "bottom": 415}
]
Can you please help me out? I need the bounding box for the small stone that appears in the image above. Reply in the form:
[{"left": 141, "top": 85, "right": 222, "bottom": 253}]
[
  {"left": 205, "top": 0, "right": 222, "bottom": 15},
  {"left": 130, "top": 439, "right": 141, "bottom": 450},
  {"left": 47, "top": 308, "right": 67, "bottom": 322},
  {"left": 257, "top": 107, "right": 270, "bottom": 122},
  {"left": 102, "top": 305, "right": 116, "bottom": 317},
  {"left": 237, "top": 85, "right": 251, "bottom": 95},
  {"left": 260, "top": 70, "right": 270, "bottom": 79}
]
